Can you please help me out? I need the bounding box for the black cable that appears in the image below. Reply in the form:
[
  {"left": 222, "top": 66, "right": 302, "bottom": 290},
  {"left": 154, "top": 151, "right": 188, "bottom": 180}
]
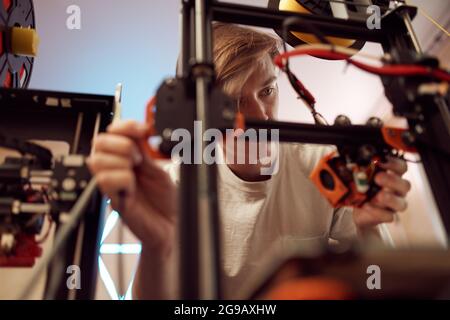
[
  {"left": 394, "top": 151, "right": 422, "bottom": 164},
  {"left": 282, "top": 16, "right": 331, "bottom": 57},
  {"left": 403, "top": 157, "right": 422, "bottom": 164},
  {"left": 281, "top": 17, "right": 329, "bottom": 125}
]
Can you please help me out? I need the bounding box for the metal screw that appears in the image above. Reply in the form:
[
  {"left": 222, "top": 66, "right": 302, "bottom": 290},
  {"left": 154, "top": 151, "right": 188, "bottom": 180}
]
[
  {"left": 406, "top": 91, "right": 415, "bottom": 102},
  {"left": 162, "top": 128, "right": 173, "bottom": 140},
  {"left": 62, "top": 178, "right": 76, "bottom": 192},
  {"left": 334, "top": 115, "right": 351, "bottom": 126},
  {"left": 415, "top": 124, "right": 424, "bottom": 134},
  {"left": 366, "top": 117, "right": 383, "bottom": 128},
  {"left": 402, "top": 131, "right": 415, "bottom": 146}
]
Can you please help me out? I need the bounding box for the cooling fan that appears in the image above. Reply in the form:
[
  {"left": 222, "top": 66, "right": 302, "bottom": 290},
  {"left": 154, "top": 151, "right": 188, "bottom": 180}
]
[
  {"left": 268, "top": 0, "right": 391, "bottom": 55},
  {"left": 0, "top": 0, "right": 38, "bottom": 88}
]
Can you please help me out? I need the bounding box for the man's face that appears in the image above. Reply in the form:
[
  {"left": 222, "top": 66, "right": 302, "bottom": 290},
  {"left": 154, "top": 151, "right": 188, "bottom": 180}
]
[
  {"left": 220, "top": 54, "right": 280, "bottom": 181},
  {"left": 235, "top": 54, "right": 279, "bottom": 120}
]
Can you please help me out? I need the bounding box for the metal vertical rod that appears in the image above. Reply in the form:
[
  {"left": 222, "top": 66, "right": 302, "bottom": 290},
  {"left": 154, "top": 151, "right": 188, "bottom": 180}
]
[
  {"left": 179, "top": 0, "right": 199, "bottom": 300},
  {"left": 72, "top": 113, "right": 84, "bottom": 154},
  {"left": 400, "top": 9, "right": 450, "bottom": 237},
  {"left": 383, "top": 7, "right": 450, "bottom": 238},
  {"left": 179, "top": 164, "right": 200, "bottom": 299},
  {"left": 194, "top": 0, "right": 215, "bottom": 299},
  {"left": 179, "top": 1, "right": 191, "bottom": 77},
  {"left": 179, "top": 0, "right": 222, "bottom": 300},
  {"left": 198, "top": 0, "right": 222, "bottom": 299},
  {"left": 401, "top": 10, "right": 422, "bottom": 54},
  {"left": 180, "top": 0, "right": 219, "bottom": 299}
]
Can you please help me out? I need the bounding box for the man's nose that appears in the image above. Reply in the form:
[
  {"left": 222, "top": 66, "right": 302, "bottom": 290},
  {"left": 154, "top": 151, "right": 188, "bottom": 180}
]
[{"left": 240, "top": 97, "right": 269, "bottom": 121}]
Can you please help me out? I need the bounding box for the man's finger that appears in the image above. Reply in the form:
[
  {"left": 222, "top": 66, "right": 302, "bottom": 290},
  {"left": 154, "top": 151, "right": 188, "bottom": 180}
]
[
  {"left": 87, "top": 152, "right": 134, "bottom": 173},
  {"left": 107, "top": 120, "right": 150, "bottom": 139},
  {"left": 94, "top": 133, "right": 142, "bottom": 163},
  {"left": 96, "top": 170, "right": 136, "bottom": 203},
  {"left": 354, "top": 204, "right": 396, "bottom": 227},
  {"left": 371, "top": 189, "right": 408, "bottom": 212},
  {"left": 375, "top": 171, "right": 411, "bottom": 197},
  {"left": 379, "top": 156, "right": 407, "bottom": 176}
]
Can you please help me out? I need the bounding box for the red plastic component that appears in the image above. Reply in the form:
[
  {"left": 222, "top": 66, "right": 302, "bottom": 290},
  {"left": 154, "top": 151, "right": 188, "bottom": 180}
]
[
  {"left": 3, "top": 71, "right": 11, "bottom": 87},
  {"left": 3, "top": 0, "right": 11, "bottom": 12},
  {"left": 0, "top": 234, "right": 43, "bottom": 267},
  {"left": 142, "top": 96, "right": 170, "bottom": 160}
]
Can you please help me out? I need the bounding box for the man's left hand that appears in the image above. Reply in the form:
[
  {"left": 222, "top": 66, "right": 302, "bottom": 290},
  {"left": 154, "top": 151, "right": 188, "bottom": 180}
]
[{"left": 353, "top": 156, "right": 411, "bottom": 229}]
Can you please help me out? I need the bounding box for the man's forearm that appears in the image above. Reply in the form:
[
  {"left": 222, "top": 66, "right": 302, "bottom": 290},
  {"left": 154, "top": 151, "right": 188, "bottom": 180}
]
[{"left": 133, "top": 246, "right": 178, "bottom": 300}]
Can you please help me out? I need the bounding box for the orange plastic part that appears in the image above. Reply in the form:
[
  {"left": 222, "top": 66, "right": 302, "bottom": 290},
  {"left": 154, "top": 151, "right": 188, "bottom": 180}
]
[
  {"left": 235, "top": 111, "right": 245, "bottom": 130},
  {"left": 263, "top": 276, "right": 354, "bottom": 300},
  {"left": 310, "top": 151, "right": 349, "bottom": 207},
  {"left": 142, "top": 96, "right": 170, "bottom": 160},
  {"left": 381, "top": 127, "right": 417, "bottom": 153}
]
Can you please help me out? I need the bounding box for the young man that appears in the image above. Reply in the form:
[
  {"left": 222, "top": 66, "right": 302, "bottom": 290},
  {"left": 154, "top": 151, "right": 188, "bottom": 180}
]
[{"left": 88, "top": 23, "right": 411, "bottom": 299}]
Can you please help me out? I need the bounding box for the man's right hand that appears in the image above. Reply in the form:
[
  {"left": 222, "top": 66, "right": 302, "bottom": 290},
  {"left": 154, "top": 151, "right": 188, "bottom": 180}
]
[{"left": 88, "top": 120, "right": 177, "bottom": 257}]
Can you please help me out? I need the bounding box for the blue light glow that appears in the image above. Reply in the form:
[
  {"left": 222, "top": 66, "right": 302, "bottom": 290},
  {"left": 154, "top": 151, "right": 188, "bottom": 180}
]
[
  {"left": 98, "top": 202, "right": 141, "bottom": 299},
  {"left": 100, "top": 244, "right": 142, "bottom": 254}
]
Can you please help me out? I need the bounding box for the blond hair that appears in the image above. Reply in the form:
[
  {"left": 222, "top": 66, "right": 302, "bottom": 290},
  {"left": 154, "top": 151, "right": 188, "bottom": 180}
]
[{"left": 212, "top": 23, "right": 280, "bottom": 97}]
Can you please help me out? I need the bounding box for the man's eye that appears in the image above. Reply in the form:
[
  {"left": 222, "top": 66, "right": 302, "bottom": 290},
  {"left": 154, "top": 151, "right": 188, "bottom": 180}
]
[{"left": 260, "top": 87, "right": 275, "bottom": 97}]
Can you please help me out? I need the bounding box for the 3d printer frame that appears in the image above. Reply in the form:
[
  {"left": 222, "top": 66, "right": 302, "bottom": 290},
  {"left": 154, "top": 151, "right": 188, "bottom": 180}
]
[
  {"left": 0, "top": 88, "right": 114, "bottom": 299},
  {"left": 169, "top": 0, "right": 450, "bottom": 300}
]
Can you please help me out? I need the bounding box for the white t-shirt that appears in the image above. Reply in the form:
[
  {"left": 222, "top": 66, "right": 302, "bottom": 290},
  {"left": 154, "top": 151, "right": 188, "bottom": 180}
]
[{"left": 165, "top": 143, "right": 357, "bottom": 298}]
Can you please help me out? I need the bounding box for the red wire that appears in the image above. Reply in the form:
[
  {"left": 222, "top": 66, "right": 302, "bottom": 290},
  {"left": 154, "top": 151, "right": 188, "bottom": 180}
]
[{"left": 274, "top": 49, "right": 450, "bottom": 82}]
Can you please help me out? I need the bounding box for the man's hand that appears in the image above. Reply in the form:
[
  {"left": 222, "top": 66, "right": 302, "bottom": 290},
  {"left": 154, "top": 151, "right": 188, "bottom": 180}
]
[
  {"left": 353, "top": 156, "right": 411, "bottom": 230},
  {"left": 88, "top": 120, "right": 177, "bottom": 257},
  {"left": 88, "top": 120, "right": 179, "bottom": 299}
]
